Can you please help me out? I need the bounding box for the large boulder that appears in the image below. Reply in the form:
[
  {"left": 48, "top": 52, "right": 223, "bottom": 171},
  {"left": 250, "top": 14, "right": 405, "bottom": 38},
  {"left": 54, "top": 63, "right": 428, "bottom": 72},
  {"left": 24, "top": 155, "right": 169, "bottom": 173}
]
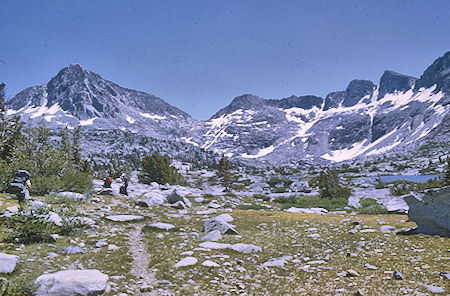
[
  {"left": 404, "top": 187, "right": 450, "bottom": 237},
  {"left": 35, "top": 269, "right": 109, "bottom": 296},
  {"left": 0, "top": 253, "right": 19, "bottom": 273},
  {"left": 202, "top": 214, "right": 238, "bottom": 234},
  {"left": 166, "top": 190, "right": 191, "bottom": 207},
  {"left": 141, "top": 192, "right": 166, "bottom": 206}
]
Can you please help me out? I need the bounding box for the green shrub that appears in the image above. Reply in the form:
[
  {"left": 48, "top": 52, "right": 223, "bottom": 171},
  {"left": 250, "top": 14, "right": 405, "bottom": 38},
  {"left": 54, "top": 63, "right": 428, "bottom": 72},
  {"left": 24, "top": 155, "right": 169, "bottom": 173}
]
[
  {"left": 2, "top": 209, "right": 57, "bottom": 244},
  {"left": 57, "top": 167, "right": 93, "bottom": 193},
  {"left": 252, "top": 193, "right": 270, "bottom": 201},
  {"left": 3, "top": 276, "right": 37, "bottom": 296},
  {"left": 276, "top": 195, "right": 348, "bottom": 211},
  {"left": 356, "top": 198, "right": 388, "bottom": 214},
  {"left": 138, "top": 153, "right": 183, "bottom": 185},
  {"left": 273, "top": 195, "right": 298, "bottom": 204}
]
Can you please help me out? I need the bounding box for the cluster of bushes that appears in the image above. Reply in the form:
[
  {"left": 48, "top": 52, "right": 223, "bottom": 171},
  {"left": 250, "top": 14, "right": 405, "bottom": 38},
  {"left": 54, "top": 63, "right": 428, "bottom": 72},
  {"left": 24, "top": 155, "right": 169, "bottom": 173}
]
[
  {"left": 309, "top": 168, "right": 352, "bottom": 199},
  {"left": 1, "top": 206, "right": 88, "bottom": 245}
]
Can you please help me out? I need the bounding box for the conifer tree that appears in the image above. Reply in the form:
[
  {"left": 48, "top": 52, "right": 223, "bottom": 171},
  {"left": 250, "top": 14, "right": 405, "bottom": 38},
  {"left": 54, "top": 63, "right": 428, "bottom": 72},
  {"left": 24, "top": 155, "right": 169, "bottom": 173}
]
[
  {"left": 138, "top": 153, "right": 182, "bottom": 185},
  {"left": 0, "top": 83, "right": 23, "bottom": 161},
  {"left": 218, "top": 155, "right": 231, "bottom": 191}
]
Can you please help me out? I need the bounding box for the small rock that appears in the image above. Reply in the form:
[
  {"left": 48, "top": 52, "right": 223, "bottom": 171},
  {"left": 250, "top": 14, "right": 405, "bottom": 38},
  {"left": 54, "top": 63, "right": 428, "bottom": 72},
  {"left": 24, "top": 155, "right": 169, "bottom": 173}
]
[
  {"left": 393, "top": 270, "right": 405, "bottom": 280},
  {"left": 105, "top": 215, "right": 144, "bottom": 222},
  {"left": 364, "top": 263, "right": 378, "bottom": 270},
  {"left": 201, "top": 260, "right": 220, "bottom": 267},
  {"left": 148, "top": 222, "right": 175, "bottom": 231},
  {"left": 194, "top": 197, "right": 205, "bottom": 203},
  {"left": 108, "top": 244, "right": 120, "bottom": 250},
  {"left": 169, "top": 201, "right": 186, "bottom": 209},
  {"left": 347, "top": 252, "right": 358, "bottom": 258},
  {"left": 135, "top": 199, "right": 149, "bottom": 207},
  {"left": 140, "top": 284, "right": 154, "bottom": 292},
  {"left": 0, "top": 277, "right": 8, "bottom": 294},
  {"left": 59, "top": 246, "right": 85, "bottom": 254},
  {"left": 380, "top": 225, "right": 396, "bottom": 233},
  {"left": 174, "top": 257, "right": 198, "bottom": 268},
  {"left": 263, "top": 258, "right": 287, "bottom": 267},
  {"left": 95, "top": 240, "right": 107, "bottom": 248},
  {"left": 354, "top": 289, "right": 364, "bottom": 296},
  {"left": 424, "top": 285, "right": 444, "bottom": 293},
  {"left": 439, "top": 271, "right": 449, "bottom": 280},
  {"left": 346, "top": 269, "right": 360, "bottom": 277}
]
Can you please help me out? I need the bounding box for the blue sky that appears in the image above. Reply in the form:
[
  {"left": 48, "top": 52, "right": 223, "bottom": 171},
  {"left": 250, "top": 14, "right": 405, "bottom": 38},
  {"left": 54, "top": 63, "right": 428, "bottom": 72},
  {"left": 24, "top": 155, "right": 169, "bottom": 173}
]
[{"left": 1, "top": 0, "right": 449, "bottom": 119}]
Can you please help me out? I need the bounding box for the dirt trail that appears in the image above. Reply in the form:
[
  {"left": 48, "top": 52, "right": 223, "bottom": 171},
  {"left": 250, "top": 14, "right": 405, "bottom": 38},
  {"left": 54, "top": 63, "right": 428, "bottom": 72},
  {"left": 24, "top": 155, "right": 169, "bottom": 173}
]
[
  {"left": 128, "top": 223, "right": 161, "bottom": 295},
  {"left": 110, "top": 196, "right": 172, "bottom": 296}
]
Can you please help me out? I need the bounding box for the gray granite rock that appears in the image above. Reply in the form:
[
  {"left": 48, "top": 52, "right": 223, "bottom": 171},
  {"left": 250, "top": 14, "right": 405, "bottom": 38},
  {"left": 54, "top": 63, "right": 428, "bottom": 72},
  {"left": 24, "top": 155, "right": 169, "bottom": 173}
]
[
  {"left": 404, "top": 187, "right": 450, "bottom": 237},
  {"left": 0, "top": 253, "right": 19, "bottom": 273},
  {"left": 35, "top": 269, "right": 109, "bottom": 296}
]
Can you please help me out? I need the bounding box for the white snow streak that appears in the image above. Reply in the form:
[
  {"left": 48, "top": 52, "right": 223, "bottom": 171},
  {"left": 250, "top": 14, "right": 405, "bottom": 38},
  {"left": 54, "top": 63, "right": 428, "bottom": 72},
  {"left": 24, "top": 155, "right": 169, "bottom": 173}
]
[
  {"left": 242, "top": 145, "right": 275, "bottom": 159},
  {"left": 79, "top": 117, "right": 98, "bottom": 126},
  {"left": 140, "top": 112, "right": 167, "bottom": 120}
]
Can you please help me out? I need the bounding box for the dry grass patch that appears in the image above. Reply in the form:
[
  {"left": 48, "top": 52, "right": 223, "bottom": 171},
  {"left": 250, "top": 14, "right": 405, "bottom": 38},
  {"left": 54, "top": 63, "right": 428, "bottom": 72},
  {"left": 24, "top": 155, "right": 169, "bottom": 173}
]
[{"left": 143, "top": 209, "right": 449, "bottom": 295}]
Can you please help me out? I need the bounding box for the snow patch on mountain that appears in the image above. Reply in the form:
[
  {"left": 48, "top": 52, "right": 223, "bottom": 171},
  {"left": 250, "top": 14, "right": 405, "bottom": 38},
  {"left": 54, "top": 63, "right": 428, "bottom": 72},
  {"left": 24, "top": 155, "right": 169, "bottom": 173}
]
[
  {"left": 140, "top": 112, "right": 167, "bottom": 120},
  {"left": 79, "top": 117, "right": 98, "bottom": 126},
  {"left": 126, "top": 115, "right": 135, "bottom": 124},
  {"left": 242, "top": 145, "right": 275, "bottom": 159}
]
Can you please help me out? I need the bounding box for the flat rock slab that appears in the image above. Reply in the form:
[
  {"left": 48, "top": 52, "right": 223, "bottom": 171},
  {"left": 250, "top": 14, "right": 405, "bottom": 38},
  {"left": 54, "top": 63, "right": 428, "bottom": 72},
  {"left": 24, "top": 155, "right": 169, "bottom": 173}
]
[
  {"left": 229, "top": 243, "right": 262, "bottom": 253},
  {"left": 105, "top": 215, "right": 144, "bottom": 222},
  {"left": 0, "top": 253, "right": 19, "bottom": 273},
  {"left": 262, "top": 258, "right": 287, "bottom": 267},
  {"left": 199, "top": 242, "right": 231, "bottom": 249},
  {"left": 35, "top": 269, "right": 109, "bottom": 296},
  {"left": 148, "top": 222, "right": 175, "bottom": 230}
]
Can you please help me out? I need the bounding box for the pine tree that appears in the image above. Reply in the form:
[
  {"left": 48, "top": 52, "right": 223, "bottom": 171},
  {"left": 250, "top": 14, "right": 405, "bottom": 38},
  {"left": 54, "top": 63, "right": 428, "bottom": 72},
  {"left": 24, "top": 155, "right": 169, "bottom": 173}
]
[
  {"left": 218, "top": 155, "right": 231, "bottom": 191},
  {"left": 0, "top": 83, "right": 23, "bottom": 161},
  {"left": 72, "top": 126, "right": 82, "bottom": 164},
  {"left": 444, "top": 157, "right": 450, "bottom": 186}
]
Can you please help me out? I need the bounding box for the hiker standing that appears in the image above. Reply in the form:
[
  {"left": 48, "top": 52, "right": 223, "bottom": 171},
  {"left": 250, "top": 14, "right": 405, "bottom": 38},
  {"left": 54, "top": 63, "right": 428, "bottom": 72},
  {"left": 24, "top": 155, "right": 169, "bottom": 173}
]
[
  {"left": 119, "top": 173, "right": 128, "bottom": 196},
  {"left": 8, "top": 170, "right": 31, "bottom": 211}
]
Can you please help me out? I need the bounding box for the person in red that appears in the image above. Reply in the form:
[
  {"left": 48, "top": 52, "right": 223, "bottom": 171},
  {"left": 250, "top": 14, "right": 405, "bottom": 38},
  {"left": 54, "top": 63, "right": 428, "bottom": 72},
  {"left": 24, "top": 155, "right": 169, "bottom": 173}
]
[{"left": 103, "top": 177, "right": 113, "bottom": 188}]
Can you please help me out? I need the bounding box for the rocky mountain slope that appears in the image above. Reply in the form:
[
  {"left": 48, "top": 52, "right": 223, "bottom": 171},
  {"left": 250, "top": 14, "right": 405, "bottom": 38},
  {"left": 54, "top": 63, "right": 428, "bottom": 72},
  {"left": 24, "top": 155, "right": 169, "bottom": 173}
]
[
  {"left": 202, "top": 52, "right": 450, "bottom": 164},
  {"left": 6, "top": 52, "right": 450, "bottom": 164}
]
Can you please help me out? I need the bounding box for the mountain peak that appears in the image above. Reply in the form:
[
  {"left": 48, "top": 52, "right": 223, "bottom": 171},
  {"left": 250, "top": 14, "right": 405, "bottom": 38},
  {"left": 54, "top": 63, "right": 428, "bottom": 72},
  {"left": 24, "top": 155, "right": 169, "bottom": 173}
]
[
  {"left": 378, "top": 70, "right": 417, "bottom": 99},
  {"left": 414, "top": 51, "right": 450, "bottom": 93},
  {"left": 211, "top": 94, "right": 265, "bottom": 118},
  {"left": 343, "top": 79, "right": 375, "bottom": 107}
]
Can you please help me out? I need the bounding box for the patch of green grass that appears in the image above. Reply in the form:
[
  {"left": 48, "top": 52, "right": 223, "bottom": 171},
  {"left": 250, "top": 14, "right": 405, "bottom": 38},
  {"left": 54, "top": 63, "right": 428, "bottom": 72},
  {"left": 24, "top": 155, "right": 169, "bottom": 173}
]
[
  {"left": 355, "top": 198, "right": 388, "bottom": 214},
  {"left": 274, "top": 195, "right": 348, "bottom": 211},
  {"left": 236, "top": 204, "right": 267, "bottom": 210}
]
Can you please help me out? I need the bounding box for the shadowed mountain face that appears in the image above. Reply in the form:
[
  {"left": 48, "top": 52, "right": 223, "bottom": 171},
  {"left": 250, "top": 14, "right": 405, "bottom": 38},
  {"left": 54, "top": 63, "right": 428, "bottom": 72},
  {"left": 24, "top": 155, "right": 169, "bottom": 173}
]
[{"left": 6, "top": 52, "right": 450, "bottom": 164}]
